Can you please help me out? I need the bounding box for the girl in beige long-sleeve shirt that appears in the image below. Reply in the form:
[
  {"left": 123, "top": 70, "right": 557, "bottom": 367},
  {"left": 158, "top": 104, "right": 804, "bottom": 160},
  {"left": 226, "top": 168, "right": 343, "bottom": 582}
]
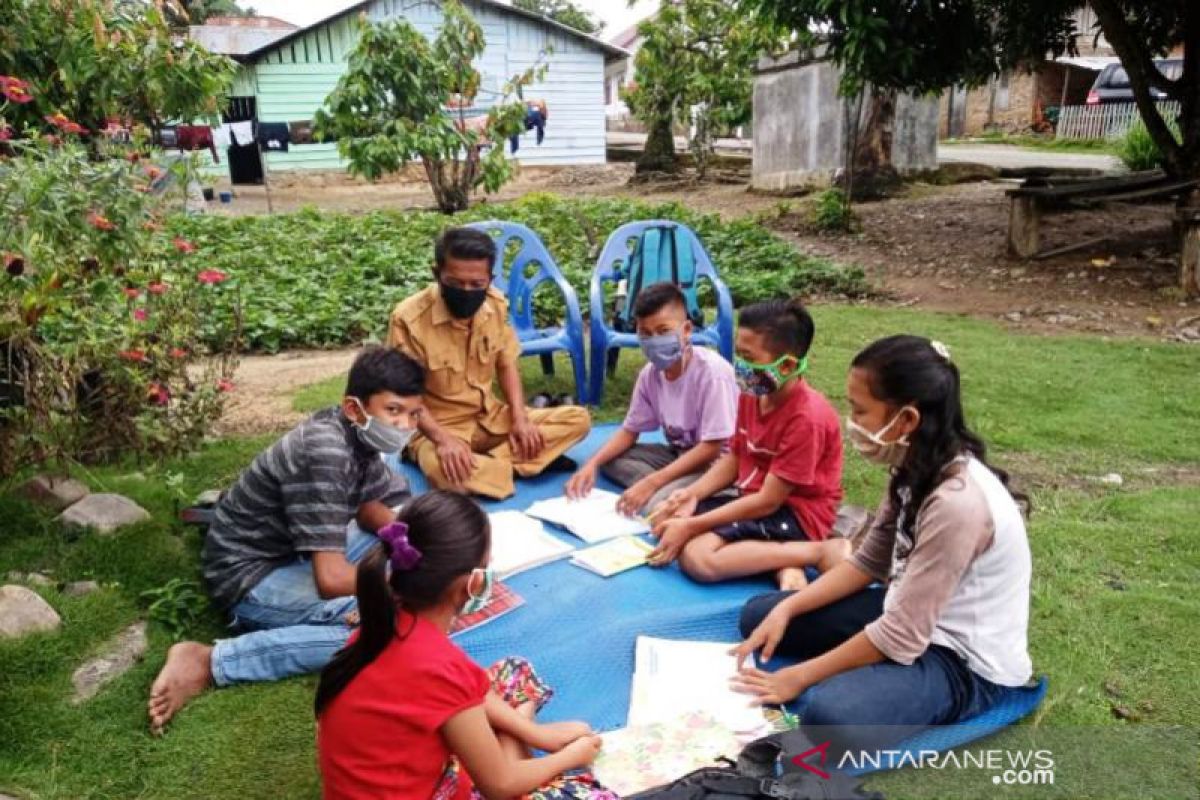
[{"left": 731, "top": 335, "right": 1037, "bottom": 753}]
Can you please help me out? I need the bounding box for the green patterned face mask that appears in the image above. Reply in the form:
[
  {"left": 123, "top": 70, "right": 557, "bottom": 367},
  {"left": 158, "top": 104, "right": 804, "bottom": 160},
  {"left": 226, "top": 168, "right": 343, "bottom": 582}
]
[{"left": 734, "top": 354, "right": 808, "bottom": 396}]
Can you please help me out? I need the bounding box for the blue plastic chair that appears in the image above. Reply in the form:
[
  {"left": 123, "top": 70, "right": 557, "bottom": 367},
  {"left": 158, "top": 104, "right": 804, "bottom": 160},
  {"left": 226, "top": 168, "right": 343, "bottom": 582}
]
[
  {"left": 588, "top": 220, "right": 735, "bottom": 405},
  {"left": 466, "top": 221, "right": 589, "bottom": 404}
]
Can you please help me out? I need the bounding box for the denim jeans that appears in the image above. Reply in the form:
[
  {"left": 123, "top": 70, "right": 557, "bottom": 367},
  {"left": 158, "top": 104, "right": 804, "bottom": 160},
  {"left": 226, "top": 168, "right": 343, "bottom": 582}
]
[
  {"left": 740, "top": 588, "right": 1029, "bottom": 755},
  {"left": 209, "top": 524, "right": 379, "bottom": 687}
]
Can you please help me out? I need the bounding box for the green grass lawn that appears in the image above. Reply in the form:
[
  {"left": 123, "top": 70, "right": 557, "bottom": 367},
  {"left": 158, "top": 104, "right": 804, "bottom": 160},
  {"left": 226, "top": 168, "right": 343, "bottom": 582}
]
[
  {"left": 1, "top": 305, "right": 1197, "bottom": 799},
  {"left": 941, "top": 133, "right": 1117, "bottom": 155}
]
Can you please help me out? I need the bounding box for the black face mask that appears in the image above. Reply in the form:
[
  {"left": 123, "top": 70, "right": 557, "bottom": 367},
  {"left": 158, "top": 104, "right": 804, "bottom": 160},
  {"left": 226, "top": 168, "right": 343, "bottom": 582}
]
[{"left": 440, "top": 281, "right": 488, "bottom": 319}]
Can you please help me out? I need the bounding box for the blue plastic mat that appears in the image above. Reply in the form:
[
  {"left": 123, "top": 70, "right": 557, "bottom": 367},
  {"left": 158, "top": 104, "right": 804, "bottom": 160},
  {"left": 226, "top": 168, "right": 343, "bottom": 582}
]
[{"left": 385, "top": 423, "right": 1045, "bottom": 757}]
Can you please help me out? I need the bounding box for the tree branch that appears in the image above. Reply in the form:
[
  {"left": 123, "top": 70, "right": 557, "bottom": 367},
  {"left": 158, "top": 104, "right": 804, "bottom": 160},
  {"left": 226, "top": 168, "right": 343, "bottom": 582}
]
[{"left": 1090, "top": 0, "right": 1183, "bottom": 174}]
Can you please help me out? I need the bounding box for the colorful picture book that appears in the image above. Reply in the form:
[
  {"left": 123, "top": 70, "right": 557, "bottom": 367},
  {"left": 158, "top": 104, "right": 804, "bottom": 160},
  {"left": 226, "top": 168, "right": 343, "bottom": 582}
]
[
  {"left": 593, "top": 711, "right": 742, "bottom": 796},
  {"left": 450, "top": 581, "right": 524, "bottom": 637},
  {"left": 487, "top": 511, "right": 575, "bottom": 578},
  {"left": 525, "top": 490, "right": 650, "bottom": 543},
  {"left": 570, "top": 535, "right": 655, "bottom": 577},
  {"left": 628, "top": 636, "right": 771, "bottom": 738}
]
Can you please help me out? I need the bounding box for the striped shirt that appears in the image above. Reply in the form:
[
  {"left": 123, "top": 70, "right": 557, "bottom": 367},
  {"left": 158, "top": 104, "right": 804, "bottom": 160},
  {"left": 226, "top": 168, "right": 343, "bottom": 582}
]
[{"left": 202, "top": 407, "right": 410, "bottom": 610}]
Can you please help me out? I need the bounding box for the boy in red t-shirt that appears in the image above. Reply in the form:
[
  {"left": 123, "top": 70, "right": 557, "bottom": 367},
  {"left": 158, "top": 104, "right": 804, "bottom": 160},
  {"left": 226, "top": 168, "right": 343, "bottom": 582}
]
[{"left": 649, "top": 299, "right": 849, "bottom": 588}]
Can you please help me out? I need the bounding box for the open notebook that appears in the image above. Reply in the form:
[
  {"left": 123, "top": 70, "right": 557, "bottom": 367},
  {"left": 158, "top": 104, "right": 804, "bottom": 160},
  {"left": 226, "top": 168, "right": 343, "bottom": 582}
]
[
  {"left": 525, "top": 490, "right": 650, "bottom": 544},
  {"left": 628, "top": 636, "right": 771, "bottom": 738},
  {"left": 487, "top": 510, "right": 575, "bottom": 579},
  {"left": 570, "top": 536, "right": 655, "bottom": 578}
]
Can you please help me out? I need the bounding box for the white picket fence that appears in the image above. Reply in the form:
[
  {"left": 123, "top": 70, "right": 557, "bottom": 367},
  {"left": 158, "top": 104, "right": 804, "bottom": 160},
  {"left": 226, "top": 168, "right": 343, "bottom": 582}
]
[{"left": 1056, "top": 101, "right": 1180, "bottom": 140}]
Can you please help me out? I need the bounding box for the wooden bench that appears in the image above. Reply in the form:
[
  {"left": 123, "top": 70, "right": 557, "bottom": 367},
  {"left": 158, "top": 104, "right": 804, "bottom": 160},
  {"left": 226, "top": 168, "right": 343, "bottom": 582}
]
[{"left": 1005, "top": 170, "right": 1200, "bottom": 259}]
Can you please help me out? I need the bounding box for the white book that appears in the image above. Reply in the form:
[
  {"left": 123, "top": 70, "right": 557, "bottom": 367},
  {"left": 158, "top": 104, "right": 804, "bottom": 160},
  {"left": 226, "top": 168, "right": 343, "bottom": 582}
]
[
  {"left": 628, "top": 636, "right": 770, "bottom": 737},
  {"left": 487, "top": 511, "right": 575, "bottom": 579},
  {"left": 525, "top": 490, "right": 650, "bottom": 544},
  {"left": 570, "top": 536, "right": 655, "bottom": 577}
]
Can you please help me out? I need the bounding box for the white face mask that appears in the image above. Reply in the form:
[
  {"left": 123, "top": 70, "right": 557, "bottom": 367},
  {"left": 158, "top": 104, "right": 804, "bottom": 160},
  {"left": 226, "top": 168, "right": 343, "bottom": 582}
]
[{"left": 845, "top": 408, "right": 913, "bottom": 467}]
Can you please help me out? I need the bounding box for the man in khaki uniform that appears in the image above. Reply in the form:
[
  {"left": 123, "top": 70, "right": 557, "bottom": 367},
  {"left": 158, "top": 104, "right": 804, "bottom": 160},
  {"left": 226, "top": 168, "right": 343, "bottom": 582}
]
[{"left": 388, "top": 227, "right": 591, "bottom": 499}]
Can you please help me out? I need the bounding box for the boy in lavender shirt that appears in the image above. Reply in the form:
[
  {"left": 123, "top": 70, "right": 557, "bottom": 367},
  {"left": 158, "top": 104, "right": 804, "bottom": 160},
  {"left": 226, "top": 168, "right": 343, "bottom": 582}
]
[{"left": 565, "top": 283, "right": 738, "bottom": 515}]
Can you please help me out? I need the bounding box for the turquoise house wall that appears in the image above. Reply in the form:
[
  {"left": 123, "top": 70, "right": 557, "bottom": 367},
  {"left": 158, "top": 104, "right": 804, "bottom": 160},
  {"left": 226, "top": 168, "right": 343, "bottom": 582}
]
[{"left": 209, "top": 0, "right": 606, "bottom": 175}]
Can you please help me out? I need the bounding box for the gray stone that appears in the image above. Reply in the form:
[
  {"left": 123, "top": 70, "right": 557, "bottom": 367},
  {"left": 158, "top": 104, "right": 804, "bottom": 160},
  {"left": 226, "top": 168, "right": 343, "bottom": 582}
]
[
  {"left": 58, "top": 493, "right": 150, "bottom": 534},
  {"left": 194, "top": 489, "right": 222, "bottom": 505},
  {"left": 71, "top": 622, "right": 148, "bottom": 704},
  {"left": 19, "top": 475, "right": 89, "bottom": 512},
  {"left": 6, "top": 572, "right": 52, "bottom": 587},
  {"left": 1098, "top": 473, "right": 1124, "bottom": 487},
  {"left": 0, "top": 585, "right": 61, "bottom": 638},
  {"left": 63, "top": 580, "right": 100, "bottom": 597}
]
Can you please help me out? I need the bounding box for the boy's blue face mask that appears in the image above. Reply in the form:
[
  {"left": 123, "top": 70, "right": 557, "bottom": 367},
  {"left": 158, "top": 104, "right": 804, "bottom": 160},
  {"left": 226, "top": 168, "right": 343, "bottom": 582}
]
[
  {"left": 638, "top": 328, "right": 686, "bottom": 371},
  {"left": 734, "top": 354, "right": 808, "bottom": 397}
]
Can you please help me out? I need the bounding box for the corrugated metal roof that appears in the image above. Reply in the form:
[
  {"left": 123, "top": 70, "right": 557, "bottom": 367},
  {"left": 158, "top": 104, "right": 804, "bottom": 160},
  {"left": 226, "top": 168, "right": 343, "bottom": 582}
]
[{"left": 243, "top": 0, "right": 629, "bottom": 62}]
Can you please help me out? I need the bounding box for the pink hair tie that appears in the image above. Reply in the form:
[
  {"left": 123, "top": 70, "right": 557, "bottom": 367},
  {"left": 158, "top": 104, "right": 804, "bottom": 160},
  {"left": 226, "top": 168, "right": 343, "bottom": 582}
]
[{"left": 378, "top": 521, "right": 422, "bottom": 571}]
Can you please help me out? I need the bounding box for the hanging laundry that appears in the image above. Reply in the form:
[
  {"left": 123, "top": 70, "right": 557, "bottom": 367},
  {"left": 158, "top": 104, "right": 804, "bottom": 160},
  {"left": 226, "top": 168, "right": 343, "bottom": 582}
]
[
  {"left": 176, "top": 125, "right": 219, "bottom": 163},
  {"left": 212, "top": 123, "right": 232, "bottom": 149},
  {"left": 256, "top": 122, "right": 290, "bottom": 152},
  {"left": 229, "top": 120, "right": 255, "bottom": 147},
  {"left": 510, "top": 100, "right": 549, "bottom": 154},
  {"left": 289, "top": 120, "right": 315, "bottom": 145}
]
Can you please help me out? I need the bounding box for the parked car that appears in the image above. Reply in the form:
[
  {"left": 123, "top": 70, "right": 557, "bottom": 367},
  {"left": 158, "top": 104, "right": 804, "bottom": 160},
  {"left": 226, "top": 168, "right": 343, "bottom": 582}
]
[{"left": 1087, "top": 59, "right": 1182, "bottom": 104}]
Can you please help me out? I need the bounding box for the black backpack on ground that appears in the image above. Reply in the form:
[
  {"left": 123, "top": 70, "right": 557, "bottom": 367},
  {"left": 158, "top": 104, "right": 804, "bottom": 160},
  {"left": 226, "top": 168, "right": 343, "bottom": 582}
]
[{"left": 626, "top": 732, "right": 884, "bottom": 800}]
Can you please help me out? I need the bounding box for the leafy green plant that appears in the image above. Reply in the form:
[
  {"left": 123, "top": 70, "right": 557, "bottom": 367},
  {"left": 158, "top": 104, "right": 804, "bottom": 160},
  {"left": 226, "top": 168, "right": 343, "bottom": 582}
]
[
  {"left": 811, "top": 188, "right": 857, "bottom": 232},
  {"left": 314, "top": 1, "right": 544, "bottom": 213},
  {"left": 0, "top": 84, "right": 240, "bottom": 477},
  {"left": 1116, "top": 118, "right": 1181, "bottom": 172},
  {"left": 141, "top": 578, "right": 208, "bottom": 640},
  {"left": 167, "top": 193, "right": 869, "bottom": 352}
]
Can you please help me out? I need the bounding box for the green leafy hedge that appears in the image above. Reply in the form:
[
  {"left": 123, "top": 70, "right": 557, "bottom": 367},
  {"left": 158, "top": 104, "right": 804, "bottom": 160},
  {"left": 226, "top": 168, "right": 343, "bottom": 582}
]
[{"left": 169, "top": 193, "right": 869, "bottom": 352}]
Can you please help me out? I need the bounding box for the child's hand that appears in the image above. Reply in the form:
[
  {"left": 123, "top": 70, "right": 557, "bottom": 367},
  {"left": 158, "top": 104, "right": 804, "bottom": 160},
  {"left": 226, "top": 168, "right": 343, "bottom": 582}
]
[
  {"left": 532, "top": 720, "right": 593, "bottom": 752},
  {"left": 648, "top": 518, "right": 694, "bottom": 566},
  {"left": 730, "top": 664, "right": 810, "bottom": 706},
  {"left": 730, "top": 605, "right": 791, "bottom": 668},
  {"left": 654, "top": 489, "right": 697, "bottom": 521},
  {"left": 616, "top": 478, "right": 657, "bottom": 517},
  {"left": 562, "top": 734, "right": 603, "bottom": 769},
  {"left": 564, "top": 465, "right": 596, "bottom": 499}
]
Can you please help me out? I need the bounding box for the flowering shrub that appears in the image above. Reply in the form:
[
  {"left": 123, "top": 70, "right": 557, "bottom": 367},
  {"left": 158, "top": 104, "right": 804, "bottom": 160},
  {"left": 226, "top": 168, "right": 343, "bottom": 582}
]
[{"left": 0, "top": 92, "right": 240, "bottom": 477}]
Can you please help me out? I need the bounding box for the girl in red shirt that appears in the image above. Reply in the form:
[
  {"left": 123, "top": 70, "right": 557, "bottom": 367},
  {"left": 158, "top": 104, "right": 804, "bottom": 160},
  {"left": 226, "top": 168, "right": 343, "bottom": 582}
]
[{"left": 316, "top": 491, "right": 610, "bottom": 800}]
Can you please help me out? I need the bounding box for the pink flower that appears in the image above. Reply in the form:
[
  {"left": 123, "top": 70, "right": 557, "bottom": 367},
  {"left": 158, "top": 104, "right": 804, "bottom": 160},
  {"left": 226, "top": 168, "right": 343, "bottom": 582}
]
[
  {"left": 172, "top": 237, "right": 196, "bottom": 254},
  {"left": 132, "top": 308, "right": 148, "bottom": 322},
  {"left": 216, "top": 378, "right": 235, "bottom": 393},
  {"left": 169, "top": 347, "right": 188, "bottom": 359},
  {"left": 0, "top": 76, "right": 33, "bottom": 104},
  {"left": 123, "top": 287, "right": 140, "bottom": 299},
  {"left": 148, "top": 282, "right": 168, "bottom": 295},
  {"left": 197, "top": 269, "right": 228, "bottom": 285},
  {"left": 87, "top": 212, "right": 115, "bottom": 231},
  {"left": 0, "top": 126, "right": 11, "bottom": 142},
  {"left": 147, "top": 382, "right": 170, "bottom": 405},
  {"left": 119, "top": 349, "right": 146, "bottom": 362}
]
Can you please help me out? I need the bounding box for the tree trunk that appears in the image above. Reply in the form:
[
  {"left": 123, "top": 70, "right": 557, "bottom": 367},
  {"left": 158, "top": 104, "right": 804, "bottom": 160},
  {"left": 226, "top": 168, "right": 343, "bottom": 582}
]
[
  {"left": 846, "top": 89, "right": 901, "bottom": 200},
  {"left": 637, "top": 116, "right": 678, "bottom": 174}
]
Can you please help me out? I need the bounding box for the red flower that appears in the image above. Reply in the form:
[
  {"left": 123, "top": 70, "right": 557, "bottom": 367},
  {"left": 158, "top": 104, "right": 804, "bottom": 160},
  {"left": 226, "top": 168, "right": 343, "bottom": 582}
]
[
  {"left": 169, "top": 347, "right": 188, "bottom": 359},
  {"left": 0, "top": 126, "right": 11, "bottom": 142},
  {"left": 144, "top": 165, "right": 164, "bottom": 181},
  {"left": 119, "top": 349, "right": 146, "bottom": 362},
  {"left": 216, "top": 378, "right": 235, "bottom": 393},
  {"left": 87, "top": 212, "right": 115, "bottom": 231},
  {"left": 172, "top": 237, "right": 196, "bottom": 254},
  {"left": 44, "top": 112, "right": 70, "bottom": 128},
  {"left": 123, "top": 287, "right": 140, "bottom": 299},
  {"left": 197, "top": 269, "right": 228, "bottom": 285},
  {"left": 46, "top": 113, "right": 88, "bottom": 136},
  {"left": 147, "top": 382, "right": 170, "bottom": 406},
  {"left": 148, "top": 282, "right": 168, "bottom": 295},
  {"left": 4, "top": 252, "right": 25, "bottom": 277},
  {"left": 132, "top": 308, "right": 148, "bottom": 322},
  {"left": 0, "top": 76, "right": 33, "bottom": 104}
]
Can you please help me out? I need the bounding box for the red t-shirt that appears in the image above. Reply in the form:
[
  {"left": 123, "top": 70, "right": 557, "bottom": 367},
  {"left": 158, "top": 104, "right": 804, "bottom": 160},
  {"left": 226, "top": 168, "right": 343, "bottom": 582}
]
[
  {"left": 730, "top": 379, "right": 844, "bottom": 539},
  {"left": 318, "top": 614, "right": 490, "bottom": 800}
]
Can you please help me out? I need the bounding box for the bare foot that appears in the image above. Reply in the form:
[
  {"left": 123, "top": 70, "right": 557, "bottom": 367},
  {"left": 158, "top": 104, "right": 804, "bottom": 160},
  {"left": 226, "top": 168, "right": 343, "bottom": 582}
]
[
  {"left": 777, "top": 567, "right": 809, "bottom": 592},
  {"left": 148, "top": 641, "right": 213, "bottom": 735}
]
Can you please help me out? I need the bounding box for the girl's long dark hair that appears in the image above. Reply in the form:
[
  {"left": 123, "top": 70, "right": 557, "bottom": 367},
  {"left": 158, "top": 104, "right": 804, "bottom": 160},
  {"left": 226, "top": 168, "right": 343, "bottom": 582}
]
[
  {"left": 852, "top": 335, "right": 1029, "bottom": 539},
  {"left": 314, "top": 491, "right": 490, "bottom": 716}
]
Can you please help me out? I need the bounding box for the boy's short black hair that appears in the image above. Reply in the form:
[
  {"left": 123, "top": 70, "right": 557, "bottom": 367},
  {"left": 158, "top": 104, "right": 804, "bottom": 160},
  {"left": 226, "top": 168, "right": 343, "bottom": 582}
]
[
  {"left": 345, "top": 346, "right": 424, "bottom": 401},
  {"left": 633, "top": 282, "right": 687, "bottom": 320},
  {"left": 434, "top": 227, "right": 496, "bottom": 271},
  {"left": 738, "top": 298, "right": 815, "bottom": 358}
]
